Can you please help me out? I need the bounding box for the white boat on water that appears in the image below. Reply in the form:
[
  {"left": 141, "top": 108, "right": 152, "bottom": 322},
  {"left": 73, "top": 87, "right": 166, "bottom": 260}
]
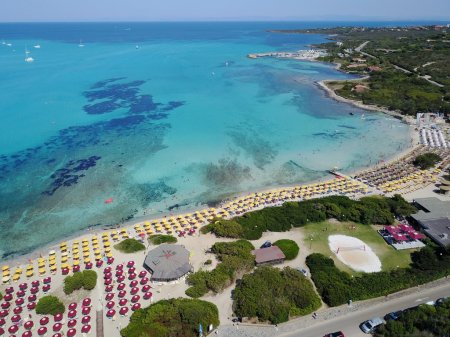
[
  {"left": 78, "top": 39, "right": 85, "bottom": 47},
  {"left": 6, "top": 43, "right": 12, "bottom": 47},
  {"left": 34, "top": 44, "right": 41, "bottom": 49},
  {"left": 24, "top": 48, "right": 34, "bottom": 63}
]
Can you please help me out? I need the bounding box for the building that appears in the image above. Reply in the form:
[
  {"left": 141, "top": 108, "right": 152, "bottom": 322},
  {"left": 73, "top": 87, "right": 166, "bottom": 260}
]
[
  {"left": 410, "top": 198, "right": 450, "bottom": 247},
  {"left": 144, "top": 244, "right": 192, "bottom": 281},
  {"left": 251, "top": 246, "right": 285, "bottom": 266},
  {"left": 368, "top": 66, "right": 382, "bottom": 72}
]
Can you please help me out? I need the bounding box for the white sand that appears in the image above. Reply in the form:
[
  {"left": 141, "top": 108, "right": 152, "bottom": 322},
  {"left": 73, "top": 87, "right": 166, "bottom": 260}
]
[{"left": 328, "top": 235, "right": 381, "bottom": 273}]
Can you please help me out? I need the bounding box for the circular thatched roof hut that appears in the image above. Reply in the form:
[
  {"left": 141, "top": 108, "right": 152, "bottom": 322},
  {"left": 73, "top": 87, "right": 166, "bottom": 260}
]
[{"left": 144, "top": 244, "right": 192, "bottom": 281}]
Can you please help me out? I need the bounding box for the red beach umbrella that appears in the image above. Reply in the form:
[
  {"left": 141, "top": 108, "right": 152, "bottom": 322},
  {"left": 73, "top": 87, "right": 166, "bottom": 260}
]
[
  {"left": 68, "top": 303, "right": 77, "bottom": 311},
  {"left": 72, "top": 265, "right": 80, "bottom": 273},
  {"left": 61, "top": 268, "right": 69, "bottom": 276},
  {"left": 130, "top": 287, "right": 139, "bottom": 295},
  {"left": 52, "top": 323, "right": 62, "bottom": 332},
  {"left": 43, "top": 277, "right": 51, "bottom": 284},
  {"left": 138, "top": 271, "right": 147, "bottom": 278},
  {"left": 67, "top": 319, "right": 77, "bottom": 328},
  {"left": 28, "top": 295, "right": 37, "bottom": 302},
  {"left": 106, "top": 301, "right": 115, "bottom": 309},
  {"left": 105, "top": 285, "right": 113, "bottom": 293},
  {"left": 81, "top": 316, "right": 90, "bottom": 325},
  {"left": 19, "top": 283, "right": 27, "bottom": 290},
  {"left": 82, "top": 298, "right": 91, "bottom": 307},
  {"left": 85, "top": 262, "right": 93, "bottom": 270},
  {"left": 119, "top": 307, "right": 128, "bottom": 316},
  {"left": 24, "top": 321, "right": 34, "bottom": 330},
  {"left": 131, "top": 295, "right": 140, "bottom": 303},
  {"left": 0, "top": 310, "right": 8, "bottom": 318},
  {"left": 53, "top": 313, "right": 63, "bottom": 322},
  {"left": 117, "top": 283, "right": 125, "bottom": 291},
  {"left": 118, "top": 299, "right": 127, "bottom": 306},
  {"left": 103, "top": 272, "right": 112, "bottom": 280},
  {"left": 117, "top": 275, "right": 125, "bottom": 283},
  {"left": 128, "top": 273, "right": 136, "bottom": 280},
  {"left": 128, "top": 267, "right": 136, "bottom": 274},
  {"left": 81, "top": 306, "right": 91, "bottom": 316},
  {"left": 68, "top": 310, "right": 77, "bottom": 318},
  {"left": 31, "top": 281, "right": 39, "bottom": 287},
  {"left": 127, "top": 261, "right": 135, "bottom": 268},
  {"left": 22, "top": 331, "right": 32, "bottom": 337},
  {"left": 105, "top": 293, "right": 114, "bottom": 301},
  {"left": 13, "top": 307, "right": 22, "bottom": 315},
  {"left": 3, "top": 294, "right": 12, "bottom": 302},
  {"left": 140, "top": 277, "right": 148, "bottom": 285},
  {"left": 40, "top": 316, "right": 49, "bottom": 325},
  {"left": 143, "top": 292, "right": 152, "bottom": 300},
  {"left": 8, "top": 325, "right": 18, "bottom": 334},
  {"left": 42, "top": 284, "right": 51, "bottom": 292},
  {"left": 67, "top": 328, "right": 76, "bottom": 337},
  {"left": 115, "top": 270, "right": 123, "bottom": 277},
  {"left": 118, "top": 290, "right": 126, "bottom": 298},
  {"left": 107, "top": 257, "right": 114, "bottom": 265},
  {"left": 115, "top": 264, "right": 123, "bottom": 271},
  {"left": 16, "top": 290, "right": 25, "bottom": 298},
  {"left": 131, "top": 303, "right": 141, "bottom": 311},
  {"left": 142, "top": 285, "right": 151, "bottom": 292},
  {"left": 81, "top": 324, "right": 91, "bottom": 333},
  {"left": 52, "top": 333, "right": 62, "bottom": 337},
  {"left": 5, "top": 288, "right": 14, "bottom": 295},
  {"left": 104, "top": 278, "right": 112, "bottom": 286},
  {"left": 0, "top": 327, "right": 4, "bottom": 335},
  {"left": 103, "top": 267, "right": 111, "bottom": 274},
  {"left": 129, "top": 280, "right": 138, "bottom": 288},
  {"left": 37, "top": 327, "right": 47, "bottom": 336},
  {"left": 0, "top": 303, "right": 9, "bottom": 310},
  {"left": 27, "top": 302, "right": 36, "bottom": 310},
  {"left": 0, "top": 318, "right": 5, "bottom": 326},
  {"left": 95, "top": 260, "right": 103, "bottom": 268},
  {"left": 106, "top": 309, "right": 115, "bottom": 318},
  {"left": 30, "top": 287, "right": 39, "bottom": 295},
  {"left": 15, "top": 298, "right": 24, "bottom": 306},
  {"left": 11, "top": 315, "right": 21, "bottom": 322}
]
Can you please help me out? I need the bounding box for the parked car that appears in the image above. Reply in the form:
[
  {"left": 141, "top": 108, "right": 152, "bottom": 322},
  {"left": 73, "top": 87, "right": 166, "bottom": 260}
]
[
  {"left": 436, "top": 297, "right": 449, "bottom": 306},
  {"left": 384, "top": 310, "right": 403, "bottom": 321},
  {"left": 360, "top": 317, "right": 385, "bottom": 333},
  {"left": 324, "top": 331, "right": 344, "bottom": 337},
  {"left": 296, "top": 267, "right": 309, "bottom": 277},
  {"left": 260, "top": 241, "right": 272, "bottom": 248}
]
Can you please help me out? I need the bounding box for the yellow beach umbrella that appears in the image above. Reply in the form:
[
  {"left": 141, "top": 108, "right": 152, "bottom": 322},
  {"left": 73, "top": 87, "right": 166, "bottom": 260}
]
[
  {"left": 26, "top": 271, "right": 33, "bottom": 278},
  {"left": 2, "top": 266, "right": 9, "bottom": 271},
  {"left": 12, "top": 274, "right": 20, "bottom": 282},
  {"left": 39, "top": 268, "right": 46, "bottom": 275}
]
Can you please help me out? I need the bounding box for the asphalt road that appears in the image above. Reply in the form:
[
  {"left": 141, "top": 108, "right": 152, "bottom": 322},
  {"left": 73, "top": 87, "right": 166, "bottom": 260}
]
[{"left": 277, "top": 281, "right": 450, "bottom": 337}]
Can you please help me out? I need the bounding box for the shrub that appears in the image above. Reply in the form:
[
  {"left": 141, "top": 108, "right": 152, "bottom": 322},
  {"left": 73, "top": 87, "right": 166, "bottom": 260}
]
[
  {"left": 273, "top": 239, "right": 300, "bottom": 260},
  {"left": 114, "top": 238, "right": 145, "bottom": 253},
  {"left": 36, "top": 296, "right": 65, "bottom": 315},
  {"left": 64, "top": 270, "right": 98, "bottom": 294},
  {"left": 148, "top": 234, "right": 177, "bottom": 245},
  {"left": 204, "top": 259, "right": 212, "bottom": 265},
  {"left": 82, "top": 270, "right": 97, "bottom": 290},
  {"left": 413, "top": 152, "right": 442, "bottom": 170},
  {"left": 0, "top": 292, "right": 2, "bottom": 301},
  {"left": 120, "top": 298, "right": 219, "bottom": 337}
]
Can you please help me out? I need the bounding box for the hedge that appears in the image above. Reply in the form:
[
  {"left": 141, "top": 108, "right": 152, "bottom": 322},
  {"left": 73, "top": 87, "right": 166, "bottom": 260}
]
[
  {"left": 148, "top": 234, "right": 177, "bottom": 245},
  {"left": 64, "top": 270, "right": 98, "bottom": 295},
  {"left": 413, "top": 152, "right": 442, "bottom": 170},
  {"left": 114, "top": 238, "right": 145, "bottom": 253},
  {"left": 273, "top": 239, "right": 300, "bottom": 260},
  {"left": 36, "top": 295, "right": 65, "bottom": 315}
]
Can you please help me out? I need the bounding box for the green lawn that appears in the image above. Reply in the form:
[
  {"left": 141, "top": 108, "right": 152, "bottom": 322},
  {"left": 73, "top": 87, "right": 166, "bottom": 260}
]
[{"left": 302, "top": 221, "right": 413, "bottom": 274}]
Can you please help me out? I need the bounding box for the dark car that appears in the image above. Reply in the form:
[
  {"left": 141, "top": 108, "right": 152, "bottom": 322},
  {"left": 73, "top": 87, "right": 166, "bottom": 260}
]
[
  {"left": 260, "top": 241, "right": 272, "bottom": 248},
  {"left": 384, "top": 310, "right": 403, "bottom": 321},
  {"left": 436, "top": 297, "right": 449, "bottom": 306},
  {"left": 324, "top": 332, "right": 344, "bottom": 337}
]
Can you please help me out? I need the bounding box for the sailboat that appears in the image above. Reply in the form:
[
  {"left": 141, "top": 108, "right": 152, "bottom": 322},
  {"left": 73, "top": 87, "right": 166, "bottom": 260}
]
[
  {"left": 24, "top": 47, "right": 34, "bottom": 63},
  {"left": 78, "top": 39, "right": 85, "bottom": 47}
]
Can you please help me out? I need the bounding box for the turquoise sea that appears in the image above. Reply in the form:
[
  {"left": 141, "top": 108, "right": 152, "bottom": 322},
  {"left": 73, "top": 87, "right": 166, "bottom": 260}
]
[{"left": 0, "top": 22, "right": 413, "bottom": 259}]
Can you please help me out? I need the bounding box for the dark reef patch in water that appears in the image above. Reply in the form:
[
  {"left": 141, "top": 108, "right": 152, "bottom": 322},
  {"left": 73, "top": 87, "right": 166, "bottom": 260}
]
[
  {"left": 138, "top": 181, "right": 177, "bottom": 205},
  {"left": 198, "top": 158, "right": 252, "bottom": 188},
  {"left": 338, "top": 124, "right": 357, "bottom": 130}
]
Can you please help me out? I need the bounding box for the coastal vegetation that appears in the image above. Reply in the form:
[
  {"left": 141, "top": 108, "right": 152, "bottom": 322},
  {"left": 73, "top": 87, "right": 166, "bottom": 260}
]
[
  {"left": 148, "top": 234, "right": 178, "bottom": 245},
  {"left": 120, "top": 298, "right": 220, "bottom": 337},
  {"left": 114, "top": 238, "right": 146, "bottom": 253},
  {"left": 63, "top": 270, "right": 97, "bottom": 295},
  {"left": 203, "top": 195, "right": 416, "bottom": 240},
  {"left": 306, "top": 244, "right": 450, "bottom": 307},
  {"left": 413, "top": 152, "right": 442, "bottom": 170},
  {"left": 233, "top": 266, "right": 321, "bottom": 324},
  {"left": 36, "top": 295, "right": 65, "bottom": 315},
  {"left": 375, "top": 298, "right": 450, "bottom": 337},
  {"left": 185, "top": 240, "right": 255, "bottom": 298},
  {"left": 273, "top": 239, "right": 299, "bottom": 260},
  {"left": 0, "top": 292, "right": 2, "bottom": 301}
]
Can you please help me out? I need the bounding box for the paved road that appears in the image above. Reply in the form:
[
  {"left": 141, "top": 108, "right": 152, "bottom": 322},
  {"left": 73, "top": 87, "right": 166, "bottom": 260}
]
[{"left": 218, "top": 280, "right": 450, "bottom": 337}]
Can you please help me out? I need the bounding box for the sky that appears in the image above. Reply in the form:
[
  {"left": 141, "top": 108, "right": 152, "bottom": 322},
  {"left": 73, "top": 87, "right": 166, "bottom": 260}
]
[{"left": 1, "top": 0, "right": 449, "bottom": 22}]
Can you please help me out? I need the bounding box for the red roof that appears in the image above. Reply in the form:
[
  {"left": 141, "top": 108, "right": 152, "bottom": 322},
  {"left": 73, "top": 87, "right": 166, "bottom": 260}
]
[{"left": 251, "top": 246, "right": 285, "bottom": 264}]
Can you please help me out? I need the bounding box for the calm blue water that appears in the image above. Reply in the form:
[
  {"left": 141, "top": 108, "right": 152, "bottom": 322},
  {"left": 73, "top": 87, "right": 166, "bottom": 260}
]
[{"left": 0, "top": 22, "right": 414, "bottom": 259}]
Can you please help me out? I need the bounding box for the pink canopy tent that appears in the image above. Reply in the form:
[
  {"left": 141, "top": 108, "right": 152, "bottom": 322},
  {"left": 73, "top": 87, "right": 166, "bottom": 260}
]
[
  {"left": 384, "top": 226, "right": 400, "bottom": 234},
  {"left": 399, "top": 224, "right": 414, "bottom": 233},
  {"left": 409, "top": 232, "right": 426, "bottom": 240},
  {"left": 392, "top": 233, "right": 408, "bottom": 241}
]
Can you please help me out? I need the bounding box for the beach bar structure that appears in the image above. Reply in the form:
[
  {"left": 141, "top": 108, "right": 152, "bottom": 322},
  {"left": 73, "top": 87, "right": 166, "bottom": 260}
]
[
  {"left": 144, "top": 244, "right": 192, "bottom": 281},
  {"left": 410, "top": 198, "right": 450, "bottom": 247},
  {"left": 251, "top": 246, "right": 285, "bottom": 266}
]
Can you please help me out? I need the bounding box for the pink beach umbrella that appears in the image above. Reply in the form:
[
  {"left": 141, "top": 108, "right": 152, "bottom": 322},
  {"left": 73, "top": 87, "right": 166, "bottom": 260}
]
[
  {"left": 31, "top": 280, "right": 39, "bottom": 287},
  {"left": 115, "top": 270, "right": 123, "bottom": 277},
  {"left": 19, "top": 283, "right": 27, "bottom": 290},
  {"left": 107, "top": 257, "right": 114, "bottom": 265},
  {"left": 5, "top": 288, "right": 14, "bottom": 295},
  {"left": 43, "top": 277, "right": 51, "bottom": 284},
  {"left": 72, "top": 265, "right": 80, "bottom": 273},
  {"left": 13, "top": 307, "right": 22, "bottom": 315},
  {"left": 68, "top": 303, "right": 77, "bottom": 311},
  {"left": 131, "top": 295, "right": 140, "bottom": 303},
  {"left": 128, "top": 273, "right": 137, "bottom": 280},
  {"left": 53, "top": 313, "right": 63, "bottom": 322},
  {"left": 119, "top": 299, "right": 127, "bottom": 307},
  {"left": 52, "top": 333, "right": 62, "bottom": 337},
  {"left": 104, "top": 272, "right": 112, "bottom": 280},
  {"left": 24, "top": 321, "right": 34, "bottom": 330},
  {"left": 0, "top": 327, "right": 4, "bottom": 335},
  {"left": 128, "top": 267, "right": 136, "bottom": 274},
  {"left": 131, "top": 303, "right": 141, "bottom": 311},
  {"left": 130, "top": 287, "right": 139, "bottom": 295},
  {"left": 85, "top": 262, "right": 93, "bottom": 270},
  {"left": 117, "top": 275, "right": 125, "bottom": 283},
  {"left": 119, "top": 307, "right": 128, "bottom": 316},
  {"left": 27, "top": 302, "right": 36, "bottom": 310},
  {"left": 61, "top": 268, "right": 69, "bottom": 276},
  {"left": 105, "top": 285, "right": 113, "bottom": 293},
  {"left": 127, "top": 261, "right": 135, "bottom": 268},
  {"left": 104, "top": 279, "right": 112, "bottom": 286},
  {"left": 22, "top": 331, "right": 32, "bottom": 337},
  {"left": 118, "top": 290, "right": 126, "bottom": 298},
  {"left": 106, "top": 301, "right": 115, "bottom": 309},
  {"left": 103, "top": 267, "right": 111, "bottom": 274},
  {"left": 138, "top": 270, "right": 147, "bottom": 278},
  {"left": 115, "top": 264, "right": 123, "bottom": 271},
  {"left": 81, "top": 316, "right": 90, "bottom": 325},
  {"left": 11, "top": 315, "right": 21, "bottom": 322},
  {"left": 81, "top": 306, "right": 91, "bottom": 316},
  {"left": 105, "top": 293, "right": 114, "bottom": 301},
  {"left": 67, "top": 319, "right": 77, "bottom": 328},
  {"left": 15, "top": 298, "right": 24, "bottom": 306},
  {"left": 68, "top": 310, "right": 77, "bottom": 318},
  {"left": 37, "top": 327, "right": 47, "bottom": 336},
  {"left": 0, "top": 303, "right": 9, "bottom": 310},
  {"left": 30, "top": 287, "right": 39, "bottom": 295},
  {"left": 81, "top": 324, "right": 91, "bottom": 333},
  {"left": 52, "top": 323, "right": 62, "bottom": 332},
  {"left": 129, "top": 280, "right": 138, "bottom": 288},
  {"left": 16, "top": 290, "right": 25, "bottom": 298},
  {"left": 140, "top": 277, "right": 148, "bottom": 285},
  {"left": 143, "top": 292, "right": 152, "bottom": 300},
  {"left": 8, "top": 325, "right": 19, "bottom": 334},
  {"left": 117, "top": 283, "right": 125, "bottom": 291},
  {"left": 28, "top": 295, "right": 37, "bottom": 302},
  {"left": 0, "top": 318, "right": 5, "bottom": 326},
  {"left": 42, "top": 284, "right": 51, "bottom": 292},
  {"left": 67, "top": 328, "right": 76, "bottom": 337},
  {"left": 3, "top": 294, "right": 12, "bottom": 302},
  {"left": 106, "top": 309, "right": 115, "bottom": 318},
  {"left": 0, "top": 310, "right": 8, "bottom": 318},
  {"left": 96, "top": 260, "right": 103, "bottom": 268},
  {"left": 40, "top": 316, "right": 49, "bottom": 325},
  {"left": 82, "top": 298, "right": 91, "bottom": 307},
  {"left": 142, "top": 285, "right": 151, "bottom": 292}
]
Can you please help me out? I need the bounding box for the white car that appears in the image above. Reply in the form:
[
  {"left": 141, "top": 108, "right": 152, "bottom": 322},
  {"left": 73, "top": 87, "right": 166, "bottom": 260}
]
[{"left": 360, "top": 317, "right": 385, "bottom": 334}]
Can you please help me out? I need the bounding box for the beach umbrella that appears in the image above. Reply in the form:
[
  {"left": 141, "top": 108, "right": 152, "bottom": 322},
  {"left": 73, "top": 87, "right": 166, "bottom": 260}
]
[
  {"left": 81, "top": 324, "right": 91, "bottom": 333},
  {"left": 104, "top": 278, "right": 112, "bottom": 286},
  {"left": 129, "top": 280, "right": 138, "bottom": 288},
  {"left": 67, "top": 328, "right": 76, "bottom": 337},
  {"left": 119, "top": 299, "right": 127, "bottom": 307},
  {"left": 40, "top": 316, "right": 49, "bottom": 325},
  {"left": 138, "top": 270, "right": 147, "bottom": 278},
  {"left": 85, "top": 262, "right": 93, "bottom": 270},
  {"left": 117, "top": 275, "right": 125, "bottom": 283},
  {"left": 141, "top": 285, "right": 151, "bottom": 293},
  {"left": 82, "top": 298, "right": 91, "bottom": 307},
  {"left": 13, "top": 307, "right": 22, "bottom": 315},
  {"left": 11, "top": 315, "right": 21, "bottom": 322},
  {"left": 143, "top": 292, "right": 152, "bottom": 300},
  {"left": 24, "top": 321, "right": 33, "bottom": 330},
  {"left": 43, "top": 277, "right": 51, "bottom": 284},
  {"left": 0, "top": 303, "right": 9, "bottom": 310},
  {"left": 26, "top": 302, "right": 36, "bottom": 310},
  {"left": 67, "top": 319, "right": 77, "bottom": 328},
  {"left": 81, "top": 306, "right": 91, "bottom": 316},
  {"left": 8, "top": 325, "right": 18, "bottom": 334},
  {"left": 128, "top": 273, "right": 136, "bottom": 280},
  {"left": 68, "top": 310, "right": 77, "bottom": 318},
  {"left": 42, "top": 284, "right": 51, "bottom": 292},
  {"left": 53, "top": 313, "right": 63, "bottom": 322},
  {"left": 0, "top": 327, "right": 3, "bottom": 335},
  {"left": 107, "top": 257, "right": 114, "bottom": 264},
  {"left": 105, "top": 293, "right": 114, "bottom": 301},
  {"left": 37, "top": 327, "right": 47, "bottom": 336},
  {"left": 140, "top": 277, "right": 148, "bottom": 285},
  {"left": 95, "top": 260, "right": 103, "bottom": 268},
  {"left": 115, "top": 264, "right": 123, "bottom": 271},
  {"left": 106, "top": 309, "right": 115, "bottom": 318},
  {"left": 106, "top": 301, "right": 115, "bottom": 309},
  {"left": 104, "top": 267, "right": 111, "bottom": 274},
  {"left": 22, "top": 331, "right": 32, "bottom": 337},
  {"left": 118, "top": 290, "right": 126, "bottom": 298},
  {"left": 0, "top": 318, "right": 5, "bottom": 326},
  {"left": 131, "top": 303, "right": 141, "bottom": 311},
  {"left": 104, "top": 272, "right": 112, "bottom": 280},
  {"left": 68, "top": 303, "right": 77, "bottom": 311},
  {"left": 15, "top": 298, "right": 24, "bottom": 306},
  {"left": 5, "top": 287, "right": 14, "bottom": 295},
  {"left": 115, "top": 270, "right": 123, "bottom": 277},
  {"left": 52, "top": 323, "right": 62, "bottom": 332},
  {"left": 81, "top": 316, "right": 90, "bottom": 325},
  {"left": 72, "top": 265, "right": 80, "bottom": 273},
  {"left": 19, "top": 283, "right": 27, "bottom": 290},
  {"left": 105, "top": 285, "right": 113, "bottom": 293},
  {"left": 119, "top": 307, "right": 128, "bottom": 316},
  {"left": 52, "top": 333, "right": 62, "bottom": 337},
  {"left": 3, "top": 294, "right": 12, "bottom": 302},
  {"left": 131, "top": 295, "right": 140, "bottom": 303},
  {"left": 30, "top": 287, "right": 39, "bottom": 295},
  {"left": 31, "top": 280, "right": 39, "bottom": 287},
  {"left": 127, "top": 261, "right": 135, "bottom": 268},
  {"left": 16, "top": 290, "right": 25, "bottom": 298},
  {"left": 130, "top": 287, "right": 139, "bottom": 295},
  {"left": 61, "top": 268, "right": 69, "bottom": 276},
  {"left": 128, "top": 267, "right": 136, "bottom": 274},
  {"left": 28, "top": 294, "right": 37, "bottom": 302}
]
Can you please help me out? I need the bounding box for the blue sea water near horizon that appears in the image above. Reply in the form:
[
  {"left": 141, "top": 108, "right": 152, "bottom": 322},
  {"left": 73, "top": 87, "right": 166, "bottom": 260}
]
[{"left": 0, "top": 21, "right": 418, "bottom": 259}]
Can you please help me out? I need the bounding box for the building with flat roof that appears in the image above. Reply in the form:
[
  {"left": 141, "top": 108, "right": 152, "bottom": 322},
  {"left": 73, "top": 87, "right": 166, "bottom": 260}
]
[
  {"left": 410, "top": 197, "right": 450, "bottom": 247},
  {"left": 144, "top": 244, "right": 192, "bottom": 281},
  {"left": 251, "top": 246, "right": 285, "bottom": 266}
]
